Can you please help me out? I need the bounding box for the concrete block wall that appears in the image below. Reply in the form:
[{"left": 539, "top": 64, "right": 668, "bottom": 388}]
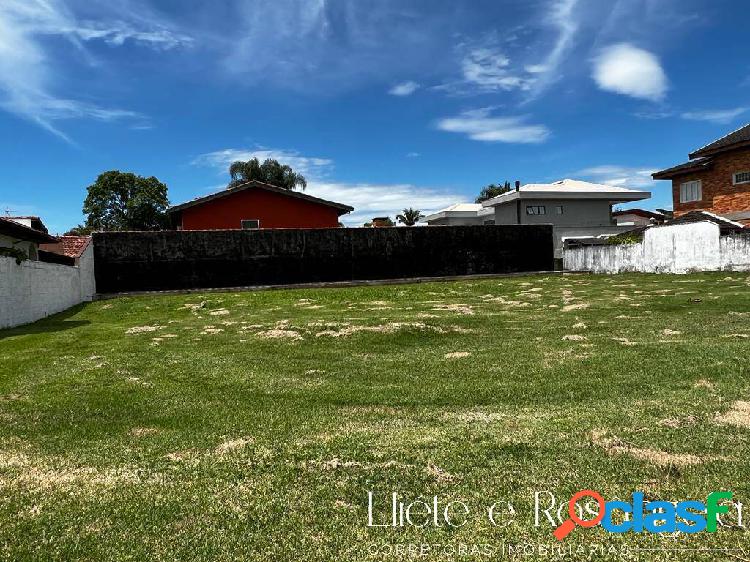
[
  {"left": 564, "top": 221, "right": 750, "bottom": 274},
  {"left": 0, "top": 248, "right": 96, "bottom": 329}
]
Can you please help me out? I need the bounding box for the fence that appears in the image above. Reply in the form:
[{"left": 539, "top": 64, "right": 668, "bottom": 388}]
[
  {"left": 93, "top": 225, "right": 554, "bottom": 293},
  {"left": 564, "top": 221, "right": 750, "bottom": 274},
  {"left": 0, "top": 244, "right": 96, "bottom": 329}
]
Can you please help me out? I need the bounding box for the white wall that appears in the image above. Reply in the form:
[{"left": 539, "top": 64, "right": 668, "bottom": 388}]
[
  {"left": 564, "top": 221, "right": 750, "bottom": 274},
  {"left": 0, "top": 250, "right": 96, "bottom": 329}
]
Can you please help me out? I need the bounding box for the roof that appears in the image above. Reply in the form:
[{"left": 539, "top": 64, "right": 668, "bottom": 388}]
[
  {"left": 652, "top": 157, "right": 713, "bottom": 179},
  {"left": 0, "top": 217, "right": 57, "bottom": 244},
  {"left": 612, "top": 208, "right": 666, "bottom": 220},
  {"left": 423, "top": 202, "right": 494, "bottom": 222},
  {"left": 6, "top": 216, "right": 49, "bottom": 233},
  {"left": 39, "top": 236, "right": 92, "bottom": 259},
  {"left": 168, "top": 180, "right": 354, "bottom": 216},
  {"left": 690, "top": 123, "right": 750, "bottom": 159},
  {"left": 482, "top": 179, "right": 650, "bottom": 207},
  {"left": 668, "top": 210, "right": 747, "bottom": 234}
]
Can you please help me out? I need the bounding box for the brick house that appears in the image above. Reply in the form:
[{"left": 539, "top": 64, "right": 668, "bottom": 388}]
[
  {"left": 653, "top": 123, "right": 750, "bottom": 225},
  {"left": 167, "top": 180, "right": 353, "bottom": 230}
]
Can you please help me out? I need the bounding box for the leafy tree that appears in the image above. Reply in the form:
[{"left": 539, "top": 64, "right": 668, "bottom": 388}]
[
  {"left": 82, "top": 171, "right": 169, "bottom": 231},
  {"left": 229, "top": 158, "right": 307, "bottom": 190},
  {"left": 476, "top": 181, "right": 512, "bottom": 203},
  {"left": 396, "top": 208, "right": 424, "bottom": 226},
  {"left": 64, "top": 224, "right": 93, "bottom": 236}
]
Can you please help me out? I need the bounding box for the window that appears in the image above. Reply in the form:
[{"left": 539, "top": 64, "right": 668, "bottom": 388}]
[
  {"left": 734, "top": 171, "right": 750, "bottom": 185},
  {"left": 241, "top": 219, "right": 260, "bottom": 229},
  {"left": 526, "top": 205, "right": 546, "bottom": 216},
  {"left": 555, "top": 206, "right": 564, "bottom": 215},
  {"left": 679, "top": 180, "right": 702, "bottom": 203}
]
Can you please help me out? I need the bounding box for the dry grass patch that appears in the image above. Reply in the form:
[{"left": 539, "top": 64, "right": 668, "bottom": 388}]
[
  {"left": 256, "top": 329, "right": 303, "bottom": 341},
  {"left": 444, "top": 351, "right": 471, "bottom": 359},
  {"left": 715, "top": 401, "right": 750, "bottom": 429},
  {"left": 590, "top": 429, "right": 707, "bottom": 468}
]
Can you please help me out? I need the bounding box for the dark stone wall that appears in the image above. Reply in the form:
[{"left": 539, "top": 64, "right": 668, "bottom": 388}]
[{"left": 93, "top": 226, "right": 554, "bottom": 293}]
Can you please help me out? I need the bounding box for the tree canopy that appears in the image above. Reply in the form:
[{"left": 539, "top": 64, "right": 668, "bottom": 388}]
[
  {"left": 82, "top": 171, "right": 169, "bottom": 232},
  {"left": 476, "top": 181, "right": 512, "bottom": 203},
  {"left": 396, "top": 208, "right": 424, "bottom": 226},
  {"left": 228, "top": 158, "right": 307, "bottom": 190}
]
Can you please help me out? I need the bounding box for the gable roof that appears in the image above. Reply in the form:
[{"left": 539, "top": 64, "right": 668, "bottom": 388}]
[
  {"left": 168, "top": 180, "right": 354, "bottom": 216},
  {"left": 612, "top": 208, "right": 666, "bottom": 220},
  {"left": 652, "top": 156, "right": 713, "bottom": 179},
  {"left": 6, "top": 216, "right": 49, "bottom": 233},
  {"left": 0, "top": 217, "right": 57, "bottom": 244},
  {"left": 39, "top": 236, "right": 92, "bottom": 259},
  {"left": 482, "top": 179, "right": 650, "bottom": 207},
  {"left": 668, "top": 210, "right": 747, "bottom": 234},
  {"left": 689, "top": 123, "right": 750, "bottom": 159}
]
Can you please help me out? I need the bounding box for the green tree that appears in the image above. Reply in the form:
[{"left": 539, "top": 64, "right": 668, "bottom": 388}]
[
  {"left": 82, "top": 171, "right": 169, "bottom": 231},
  {"left": 228, "top": 158, "right": 307, "bottom": 190},
  {"left": 476, "top": 181, "right": 512, "bottom": 203},
  {"left": 64, "top": 224, "right": 93, "bottom": 236},
  {"left": 396, "top": 208, "right": 424, "bottom": 226}
]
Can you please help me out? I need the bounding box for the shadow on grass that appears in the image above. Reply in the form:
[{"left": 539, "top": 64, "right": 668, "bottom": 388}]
[{"left": 0, "top": 304, "right": 91, "bottom": 340}]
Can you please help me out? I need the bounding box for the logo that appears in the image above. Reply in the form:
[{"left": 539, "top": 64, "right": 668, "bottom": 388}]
[{"left": 554, "top": 489, "right": 733, "bottom": 540}]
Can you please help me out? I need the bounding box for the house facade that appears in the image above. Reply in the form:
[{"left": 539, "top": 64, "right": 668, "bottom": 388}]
[
  {"left": 167, "top": 180, "right": 353, "bottom": 230},
  {"left": 653, "top": 123, "right": 750, "bottom": 225},
  {"left": 0, "top": 217, "right": 57, "bottom": 261},
  {"left": 481, "top": 179, "right": 650, "bottom": 257}
]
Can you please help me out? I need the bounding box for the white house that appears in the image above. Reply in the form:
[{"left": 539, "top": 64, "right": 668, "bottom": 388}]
[{"left": 423, "top": 203, "right": 495, "bottom": 226}]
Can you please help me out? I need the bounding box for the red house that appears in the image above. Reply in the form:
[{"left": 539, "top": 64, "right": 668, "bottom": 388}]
[{"left": 167, "top": 180, "right": 353, "bottom": 230}]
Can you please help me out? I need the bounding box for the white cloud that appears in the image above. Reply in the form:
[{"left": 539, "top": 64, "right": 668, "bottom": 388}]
[
  {"left": 389, "top": 81, "right": 420, "bottom": 96},
  {"left": 576, "top": 165, "right": 659, "bottom": 189},
  {"left": 524, "top": 0, "right": 580, "bottom": 99},
  {"left": 681, "top": 107, "right": 748, "bottom": 124},
  {"left": 435, "top": 108, "right": 550, "bottom": 144},
  {"left": 461, "top": 47, "right": 530, "bottom": 91},
  {"left": 406, "top": 152, "right": 420, "bottom": 158},
  {"left": 0, "top": 0, "right": 189, "bottom": 140},
  {"left": 192, "top": 148, "right": 333, "bottom": 178},
  {"left": 192, "top": 146, "right": 463, "bottom": 226},
  {"left": 306, "top": 181, "right": 463, "bottom": 226},
  {"left": 592, "top": 43, "right": 667, "bottom": 101}
]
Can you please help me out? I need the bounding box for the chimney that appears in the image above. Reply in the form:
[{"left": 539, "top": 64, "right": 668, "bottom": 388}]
[{"left": 515, "top": 180, "right": 521, "bottom": 191}]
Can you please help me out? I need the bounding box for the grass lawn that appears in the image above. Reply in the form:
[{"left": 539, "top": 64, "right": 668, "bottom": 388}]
[{"left": 1, "top": 272, "right": 749, "bottom": 561}]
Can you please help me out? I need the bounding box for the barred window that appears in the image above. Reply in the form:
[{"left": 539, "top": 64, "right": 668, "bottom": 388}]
[
  {"left": 526, "top": 205, "right": 546, "bottom": 215},
  {"left": 733, "top": 171, "right": 750, "bottom": 185}
]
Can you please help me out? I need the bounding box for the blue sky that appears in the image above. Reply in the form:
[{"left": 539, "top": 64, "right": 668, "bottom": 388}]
[{"left": 1, "top": 0, "right": 749, "bottom": 232}]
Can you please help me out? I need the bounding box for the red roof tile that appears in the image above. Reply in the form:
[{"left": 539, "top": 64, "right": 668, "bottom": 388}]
[{"left": 39, "top": 236, "right": 91, "bottom": 258}]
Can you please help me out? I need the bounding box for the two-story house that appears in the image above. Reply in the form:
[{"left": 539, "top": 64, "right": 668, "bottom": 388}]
[
  {"left": 653, "top": 123, "right": 750, "bottom": 225},
  {"left": 425, "top": 179, "right": 651, "bottom": 258}
]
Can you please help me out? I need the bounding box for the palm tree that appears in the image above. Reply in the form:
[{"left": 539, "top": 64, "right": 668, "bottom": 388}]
[
  {"left": 228, "top": 158, "right": 307, "bottom": 190},
  {"left": 396, "top": 208, "right": 424, "bottom": 226}
]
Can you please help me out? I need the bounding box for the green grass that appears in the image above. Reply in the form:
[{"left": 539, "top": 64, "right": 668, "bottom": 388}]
[{"left": 1, "top": 272, "right": 749, "bottom": 561}]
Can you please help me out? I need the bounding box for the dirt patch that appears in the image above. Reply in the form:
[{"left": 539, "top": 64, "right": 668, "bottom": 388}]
[
  {"left": 612, "top": 337, "right": 637, "bottom": 347},
  {"left": 125, "top": 325, "right": 163, "bottom": 335},
  {"left": 444, "top": 352, "right": 471, "bottom": 359},
  {"left": 658, "top": 416, "right": 696, "bottom": 429},
  {"left": 256, "top": 329, "right": 303, "bottom": 341},
  {"left": 315, "top": 322, "right": 463, "bottom": 338},
  {"left": 432, "top": 304, "right": 474, "bottom": 315},
  {"left": 562, "top": 303, "right": 589, "bottom": 312},
  {"left": 209, "top": 309, "right": 230, "bottom": 316},
  {"left": 215, "top": 437, "right": 254, "bottom": 455},
  {"left": 450, "top": 411, "right": 505, "bottom": 423},
  {"left": 661, "top": 329, "right": 682, "bottom": 336},
  {"left": 694, "top": 379, "right": 714, "bottom": 390},
  {"left": 715, "top": 401, "right": 750, "bottom": 428},
  {"left": 572, "top": 322, "right": 587, "bottom": 329},
  {"left": 426, "top": 462, "right": 456, "bottom": 483},
  {"left": 130, "top": 427, "right": 159, "bottom": 437},
  {"left": 590, "top": 429, "right": 706, "bottom": 468},
  {"left": 721, "top": 333, "right": 749, "bottom": 339},
  {"left": 562, "top": 334, "right": 587, "bottom": 342},
  {"left": 200, "top": 327, "right": 224, "bottom": 335}
]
